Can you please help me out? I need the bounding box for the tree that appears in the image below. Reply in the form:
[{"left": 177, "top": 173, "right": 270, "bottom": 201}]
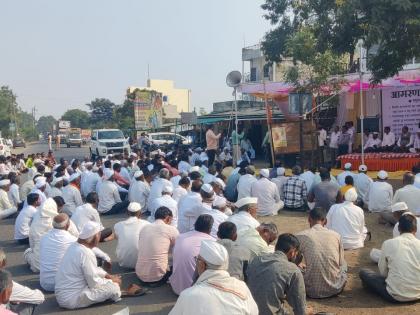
[
  {"left": 61, "top": 109, "right": 90, "bottom": 129},
  {"left": 0, "top": 86, "right": 18, "bottom": 138},
  {"left": 86, "top": 98, "right": 116, "bottom": 127},
  {"left": 37, "top": 115, "right": 57, "bottom": 134},
  {"left": 115, "top": 91, "right": 136, "bottom": 132},
  {"left": 261, "top": 0, "right": 420, "bottom": 82},
  {"left": 18, "top": 111, "right": 37, "bottom": 140}
]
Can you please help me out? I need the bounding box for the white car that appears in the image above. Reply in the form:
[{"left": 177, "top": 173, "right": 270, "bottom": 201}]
[
  {"left": 0, "top": 138, "right": 11, "bottom": 157},
  {"left": 90, "top": 129, "right": 131, "bottom": 158},
  {"left": 147, "top": 132, "right": 191, "bottom": 146}
]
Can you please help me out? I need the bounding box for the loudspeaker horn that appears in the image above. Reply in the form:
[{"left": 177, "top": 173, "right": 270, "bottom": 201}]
[{"left": 226, "top": 71, "right": 242, "bottom": 88}]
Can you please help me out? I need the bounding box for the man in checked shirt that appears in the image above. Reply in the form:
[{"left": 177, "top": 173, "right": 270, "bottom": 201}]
[{"left": 283, "top": 165, "right": 308, "bottom": 211}]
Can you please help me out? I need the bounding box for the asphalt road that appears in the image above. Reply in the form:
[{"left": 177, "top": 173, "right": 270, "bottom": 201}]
[{"left": 3, "top": 142, "right": 178, "bottom": 315}]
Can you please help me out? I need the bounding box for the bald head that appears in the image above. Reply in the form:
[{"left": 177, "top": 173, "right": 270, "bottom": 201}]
[
  {"left": 53, "top": 213, "right": 70, "bottom": 230},
  {"left": 403, "top": 172, "right": 415, "bottom": 185}
]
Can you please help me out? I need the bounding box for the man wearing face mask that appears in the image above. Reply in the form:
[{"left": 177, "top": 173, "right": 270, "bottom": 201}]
[{"left": 247, "top": 233, "right": 314, "bottom": 315}]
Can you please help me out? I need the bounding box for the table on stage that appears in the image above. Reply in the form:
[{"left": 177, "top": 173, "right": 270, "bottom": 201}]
[{"left": 338, "top": 153, "right": 420, "bottom": 172}]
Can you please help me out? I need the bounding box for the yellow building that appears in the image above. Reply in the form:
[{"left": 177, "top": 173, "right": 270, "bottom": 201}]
[{"left": 128, "top": 79, "right": 190, "bottom": 113}]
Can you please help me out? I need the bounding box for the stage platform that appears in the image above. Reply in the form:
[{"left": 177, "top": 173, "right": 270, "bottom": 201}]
[{"left": 338, "top": 153, "right": 420, "bottom": 172}]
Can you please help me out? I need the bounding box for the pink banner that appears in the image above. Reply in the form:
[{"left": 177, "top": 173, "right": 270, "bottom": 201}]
[{"left": 381, "top": 86, "right": 420, "bottom": 135}]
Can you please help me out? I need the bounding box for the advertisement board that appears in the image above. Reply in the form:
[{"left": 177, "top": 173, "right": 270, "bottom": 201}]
[
  {"left": 272, "top": 121, "right": 315, "bottom": 154},
  {"left": 58, "top": 120, "right": 71, "bottom": 129},
  {"left": 382, "top": 87, "right": 420, "bottom": 136},
  {"left": 133, "top": 90, "right": 163, "bottom": 130}
]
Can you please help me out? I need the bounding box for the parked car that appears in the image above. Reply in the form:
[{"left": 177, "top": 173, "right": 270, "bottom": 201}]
[
  {"left": 147, "top": 132, "right": 192, "bottom": 146},
  {"left": 0, "top": 138, "right": 11, "bottom": 157},
  {"left": 12, "top": 138, "right": 26, "bottom": 148},
  {"left": 90, "top": 129, "right": 131, "bottom": 158}
]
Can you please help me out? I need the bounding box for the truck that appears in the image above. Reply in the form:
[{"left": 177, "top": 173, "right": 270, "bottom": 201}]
[{"left": 66, "top": 128, "right": 82, "bottom": 148}]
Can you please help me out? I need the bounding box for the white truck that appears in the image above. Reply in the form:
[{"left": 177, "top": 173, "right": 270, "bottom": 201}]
[{"left": 90, "top": 129, "right": 131, "bottom": 158}]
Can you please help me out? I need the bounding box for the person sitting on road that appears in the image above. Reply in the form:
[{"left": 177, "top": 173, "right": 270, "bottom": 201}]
[
  {"left": 0, "top": 179, "right": 18, "bottom": 220},
  {"left": 97, "top": 169, "right": 129, "bottom": 215},
  {"left": 61, "top": 172, "right": 83, "bottom": 216},
  {"left": 366, "top": 170, "right": 394, "bottom": 224},
  {"left": 307, "top": 170, "right": 341, "bottom": 212},
  {"left": 354, "top": 164, "right": 372, "bottom": 208},
  {"left": 251, "top": 168, "right": 283, "bottom": 216},
  {"left": 236, "top": 222, "right": 278, "bottom": 259},
  {"left": 340, "top": 175, "right": 355, "bottom": 196},
  {"left": 227, "top": 197, "right": 260, "bottom": 233},
  {"left": 14, "top": 193, "right": 41, "bottom": 245},
  {"left": 337, "top": 162, "right": 356, "bottom": 187},
  {"left": 283, "top": 165, "right": 308, "bottom": 211}
]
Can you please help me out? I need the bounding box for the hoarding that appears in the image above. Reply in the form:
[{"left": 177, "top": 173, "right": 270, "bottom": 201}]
[
  {"left": 133, "top": 90, "right": 163, "bottom": 130},
  {"left": 272, "top": 121, "right": 315, "bottom": 154},
  {"left": 58, "top": 120, "right": 71, "bottom": 129}
]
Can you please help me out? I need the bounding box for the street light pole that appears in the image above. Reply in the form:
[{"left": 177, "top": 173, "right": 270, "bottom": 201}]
[{"left": 359, "top": 40, "right": 365, "bottom": 165}]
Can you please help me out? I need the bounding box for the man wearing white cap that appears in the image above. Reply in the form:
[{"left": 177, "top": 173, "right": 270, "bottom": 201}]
[
  {"left": 366, "top": 170, "right": 393, "bottom": 220},
  {"left": 178, "top": 180, "right": 203, "bottom": 233},
  {"left": 55, "top": 221, "right": 122, "bottom": 309},
  {"left": 392, "top": 172, "right": 420, "bottom": 215},
  {"left": 61, "top": 173, "right": 83, "bottom": 216},
  {"left": 364, "top": 132, "right": 382, "bottom": 152},
  {"left": 114, "top": 202, "right": 150, "bottom": 268},
  {"left": 354, "top": 164, "right": 372, "bottom": 207},
  {"left": 149, "top": 184, "right": 178, "bottom": 227},
  {"left": 49, "top": 176, "right": 64, "bottom": 198},
  {"left": 271, "top": 167, "right": 288, "bottom": 199},
  {"left": 251, "top": 169, "right": 283, "bottom": 216},
  {"left": 170, "top": 215, "right": 215, "bottom": 295},
  {"left": 0, "top": 179, "right": 17, "bottom": 220},
  {"left": 172, "top": 176, "right": 190, "bottom": 203},
  {"left": 128, "top": 170, "right": 150, "bottom": 213},
  {"left": 169, "top": 240, "right": 258, "bottom": 315},
  {"left": 228, "top": 197, "right": 260, "bottom": 233},
  {"left": 29, "top": 176, "right": 48, "bottom": 205},
  {"left": 360, "top": 214, "right": 420, "bottom": 303},
  {"left": 98, "top": 169, "right": 129, "bottom": 215},
  {"left": 337, "top": 163, "right": 356, "bottom": 187},
  {"left": 237, "top": 165, "right": 257, "bottom": 200},
  {"left": 326, "top": 188, "right": 367, "bottom": 250}
]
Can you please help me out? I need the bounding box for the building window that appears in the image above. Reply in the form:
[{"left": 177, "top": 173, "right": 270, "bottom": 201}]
[{"left": 250, "top": 67, "right": 257, "bottom": 82}]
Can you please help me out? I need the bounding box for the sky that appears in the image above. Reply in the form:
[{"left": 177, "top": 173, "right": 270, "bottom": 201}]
[{"left": 0, "top": 0, "right": 271, "bottom": 118}]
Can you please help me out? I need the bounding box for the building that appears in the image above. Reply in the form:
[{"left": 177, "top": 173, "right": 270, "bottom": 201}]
[{"left": 128, "top": 79, "right": 190, "bottom": 113}]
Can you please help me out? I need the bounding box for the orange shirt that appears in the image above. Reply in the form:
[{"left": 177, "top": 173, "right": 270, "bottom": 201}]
[{"left": 206, "top": 129, "right": 221, "bottom": 150}]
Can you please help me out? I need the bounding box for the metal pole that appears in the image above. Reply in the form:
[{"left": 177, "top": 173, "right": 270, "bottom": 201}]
[
  {"left": 360, "top": 42, "right": 365, "bottom": 165},
  {"left": 299, "top": 95, "right": 304, "bottom": 167},
  {"left": 234, "top": 88, "right": 239, "bottom": 165},
  {"left": 263, "top": 79, "right": 275, "bottom": 166}
]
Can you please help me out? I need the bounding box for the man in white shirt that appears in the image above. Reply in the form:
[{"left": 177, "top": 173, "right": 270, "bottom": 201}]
[
  {"left": 147, "top": 168, "right": 173, "bottom": 211},
  {"left": 30, "top": 176, "right": 48, "bottom": 205},
  {"left": 396, "top": 125, "right": 414, "bottom": 152},
  {"left": 337, "top": 163, "right": 356, "bottom": 187},
  {"left": 39, "top": 213, "right": 76, "bottom": 291},
  {"left": 55, "top": 221, "right": 122, "bottom": 309},
  {"left": 169, "top": 240, "right": 258, "bottom": 315},
  {"left": 199, "top": 185, "right": 228, "bottom": 238},
  {"left": 71, "top": 192, "right": 113, "bottom": 242},
  {"left": 354, "top": 164, "right": 373, "bottom": 208},
  {"left": 0, "top": 179, "right": 17, "bottom": 220},
  {"left": 393, "top": 172, "right": 420, "bottom": 213},
  {"left": 61, "top": 173, "right": 83, "bottom": 216},
  {"left": 236, "top": 223, "right": 278, "bottom": 258},
  {"left": 7, "top": 173, "right": 21, "bottom": 209},
  {"left": 228, "top": 197, "right": 260, "bottom": 233},
  {"left": 299, "top": 166, "right": 317, "bottom": 191},
  {"left": 360, "top": 214, "right": 420, "bottom": 302},
  {"left": 237, "top": 165, "right": 257, "bottom": 199},
  {"left": 364, "top": 132, "right": 382, "bottom": 152},
  {"left": 114, "top": 202, "right": 150, "bottom": 269},
  {"left": 329, "top": 126, "right": 341, "bottom": 166},
  {"left": 14, "top": 193, "right": 41, "bottom": 244},
  {"left": 49, "top": 176, "right": 63, "bottom": 198},
  {"left": 202, "top": 165, "right": 217, "bottom": 184},
  {"left": 271, "top": 167, "right": 288, "bottom": 199},
  {"left": 318, "top": 126, "right": 327, "bottom": 164},
  {"left": 366, "top": 170, "right": 394, "bottom": 224},
  {"left": 178, "top": 180, "right": 203, "bottom": 233},
  {"left": 172, "top": 176, "right": 189, "bottom": 203},
  {"left": 381, "top": 126, "right": 396, "bottom": 151},
  {"left": 251, "top": 169, "right": 283, "bottom": 216},
  {"left": 128, "top": 170, "right": 150, "bottom": 213},
  {"left": 327, "top": 188, "right": 367, "bottom": 250},
  {"left": 149, "top": 184, "right": 178, "bottom": 227},
  {"left": 413, "top": 129, "right": 420, "bottom": 152},
  {"left": 80, "top": 162, "right": 100, "bottom": 198},
  {"left": 98, "top": 169, "right": 129, "bottom": 215},
  {"left": 0, "top": 249, "right": 45, "bottom": 315},
  {"left": 178, "top": 155, "right": 191, "bottom": 175}
]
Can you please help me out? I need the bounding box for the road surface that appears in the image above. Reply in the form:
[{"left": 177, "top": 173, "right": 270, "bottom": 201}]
[{"left": 3, "top": 142, "right": 178, "bottom": 315}]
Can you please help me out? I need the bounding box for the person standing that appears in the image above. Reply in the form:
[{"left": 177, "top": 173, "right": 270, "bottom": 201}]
[
  {"left": 231, "top": 127, "right": 244, "bottom": 166},
  {"left": 317, "top": 126, "right": 327, "bottom": 164},
  {"left": 55, "top": 134, "right": 60, "bottom": 151},
  {"left": 337, "top": 125, "right": 351, "bottom": 157},
  {"left": 261, "top": 130, "right": 273, "bottom": 167},
  {"left": 205, "top": 125, "right": 221, "bottom": 166},
  {"left": 48, "top": 133, "right": 52, "bottom": 151},
  {"left": 329, "top": 126, "right": 340, "bottom": 166}
]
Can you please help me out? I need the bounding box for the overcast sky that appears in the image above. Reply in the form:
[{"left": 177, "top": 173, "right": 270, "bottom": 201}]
[{"left": 0, "top": 0, "right": 270, "bottom": 118}]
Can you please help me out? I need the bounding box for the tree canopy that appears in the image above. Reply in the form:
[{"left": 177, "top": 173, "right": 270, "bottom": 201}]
[
  {"left": 86, "top": 98, "right": 116, "bottom": 127},
  {"left": 36, "top": 115, "right": 57, "bottom": 134},
  {"left": 61, "top": 109, "right": 90, "bottom": 129},
  {"left": 261, "top": 0, "right": 420, "bottom": 83}
]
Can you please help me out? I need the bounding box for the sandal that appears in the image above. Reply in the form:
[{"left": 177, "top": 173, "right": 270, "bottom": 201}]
[{"left": 121, "top": 284, "right": 147, "bottom": 297}]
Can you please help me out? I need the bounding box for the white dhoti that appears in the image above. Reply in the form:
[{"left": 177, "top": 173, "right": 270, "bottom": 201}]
[
  {"left": 0, "top": 207, "right": 17, "bottom": 220},
  {"left": 58, "top": 281, "right": 121, "bottom": 309},
  {"left": 23, "top": 248, "right": 40, "bottom": 273}
]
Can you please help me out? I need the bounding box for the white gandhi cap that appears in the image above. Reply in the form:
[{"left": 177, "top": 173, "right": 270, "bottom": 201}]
[
  {"left": 260, "top": 169, "right": 270, "bottom": 178},
  {"left": 391, "top": 202, "right": 408, "bottom": 212},
  {"left": 277, "top": 167, "right": 286, "bottom": 176},
  {"left": 127, "top": 202, "right": 141, "bottom": 213},
  {"left": 103, "top": 169, "right": 114, "bottom": 180},
  {"left": 35, "top": 177, "right": 47, "bottom": 188},
  {"left": 79, "top": 221, "right": 101, "bottom": 240},
  {"left": 162, "top": 184, "right": 173, "bottom": 194},
  {"left": 377, "top": 170, "right": 388, "bottom": 180},
  {"left": 344, "top": 163, "right": 352, "bottom": 170},
  {"left": 358, "top": 164, "right": 367, "bottom": 172},
  {"left": 201, "top": 183, "right": 214, "bottom": 194},
  {"left": 0, "top": 179, "right": 10, "bottom": 187},
  {"left": 199, "top": 240, "right": 228, "bottom": 267},
  {"left": 235, "top": 197, "right": 258, "bottom": 208},
  {"left": 134, "top": 170, "right": 143, "bottom": 178}
]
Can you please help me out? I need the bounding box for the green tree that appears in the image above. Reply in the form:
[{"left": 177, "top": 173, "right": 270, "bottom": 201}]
[
  {"left": 86, "top": 98, "right": 116, "bottom": 127},
  {"left": 37, "top": 115, "right": 57, "bottom": 134},
  {"left": 0, "top": 86, "right": 18, "bottom": 138},
  {"left": 61, "top": 109, "right": 90, "bottom": 129},
  {"left": 18, "top": 111, "right": 37, "bottom": 140},
  {"left": 261, "top": 0, "right": 420, "bottom": 82}
]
